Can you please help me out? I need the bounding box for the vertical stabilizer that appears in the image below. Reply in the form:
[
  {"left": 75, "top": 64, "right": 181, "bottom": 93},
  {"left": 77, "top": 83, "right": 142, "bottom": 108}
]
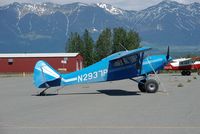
[{"left": 33, "top": 60, "right": 61, "bottom": 88}]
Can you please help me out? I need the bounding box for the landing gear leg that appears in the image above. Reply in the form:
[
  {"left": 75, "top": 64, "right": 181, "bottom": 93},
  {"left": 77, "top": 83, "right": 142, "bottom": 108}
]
[
  {"left": 138, "top": 79, "right": 146, "bottom": 92},
  {"left": 38, "top": 88, "right": 49, "bottom": 96}
]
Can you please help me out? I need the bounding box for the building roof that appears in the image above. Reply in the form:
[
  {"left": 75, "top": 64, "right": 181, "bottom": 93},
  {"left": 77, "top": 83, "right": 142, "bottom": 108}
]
[{"left": 0, "top": 53, "right": 79, "bottom": 58}]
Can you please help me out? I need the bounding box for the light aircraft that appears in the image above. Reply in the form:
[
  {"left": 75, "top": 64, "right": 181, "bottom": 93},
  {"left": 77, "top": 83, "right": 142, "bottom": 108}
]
[
  {"left": 33, "top": 47, "right": 171, "bottom": 96},
  {"left": 164, "top": 58, "right": 200, "bottom": 76}
]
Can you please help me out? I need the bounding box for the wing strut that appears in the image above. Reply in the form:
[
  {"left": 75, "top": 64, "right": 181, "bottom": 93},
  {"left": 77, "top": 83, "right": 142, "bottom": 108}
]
[
  {"left": 139, "top": 52, "right": 144, "bottom": 75},
  {"left": 146, "top": 57, "right": 167, "bottom": 93}
]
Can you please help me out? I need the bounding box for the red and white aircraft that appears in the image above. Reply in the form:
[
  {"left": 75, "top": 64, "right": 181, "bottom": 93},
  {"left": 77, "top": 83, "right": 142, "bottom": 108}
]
[{"left": 164, "top": 58, "right": 200, "bottom": 75}]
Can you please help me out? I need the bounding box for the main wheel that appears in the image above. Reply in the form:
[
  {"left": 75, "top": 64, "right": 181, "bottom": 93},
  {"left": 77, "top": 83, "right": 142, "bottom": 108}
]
[
  {"left": 186, "top": 71, "right": 191, "bottom": 76},
  {"left": 145, "top": 79, "right": 159, "bottom": 93},
  {"left": 138, "top": 80, "right": 146, "bottom": 92},
  {"left": 181, "top": 71, "right": 186, "bottom": 76}
]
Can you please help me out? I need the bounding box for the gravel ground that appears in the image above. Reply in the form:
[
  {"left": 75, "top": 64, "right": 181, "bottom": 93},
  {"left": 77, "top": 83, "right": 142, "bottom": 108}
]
[{"left": 0, "top": 73, "right": 200, "bottom": 134}]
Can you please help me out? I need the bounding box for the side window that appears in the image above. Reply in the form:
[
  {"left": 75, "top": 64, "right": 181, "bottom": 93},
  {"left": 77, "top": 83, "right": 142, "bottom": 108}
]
[
  {"left": 111, "top": 54, "right": 140, "bottom": 69},
  {"left": 112, "top": 59, "right": 124, "bottom": 67},
  {"left": 127, "top": 54, "right": 140, "bottom": 69},
  {"left": 181, "top": 60, "right": 191, "bottom": 65},
  {"left": 190, "top": 60, "right": 194, "bottom": 64},
  {"left": 122, "top": 57, "right": 130, "bottom": 65},
  {"left": 127, "top": 55, "right": 138, "bottom": 63}
]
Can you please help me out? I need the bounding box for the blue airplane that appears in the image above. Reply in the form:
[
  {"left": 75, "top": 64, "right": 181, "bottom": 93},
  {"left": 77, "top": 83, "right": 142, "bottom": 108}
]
[{"left": 33, "top": 47, "right": 171, "bottom": 96}]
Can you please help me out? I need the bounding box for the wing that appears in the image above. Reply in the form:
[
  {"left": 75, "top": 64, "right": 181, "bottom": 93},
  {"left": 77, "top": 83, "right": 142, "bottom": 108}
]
[
  {"left": 110, "top": 47, "right": 151, "bottom": 61},
  {"left": 107, "top": 47, "right": 151, "bottom": 81}
]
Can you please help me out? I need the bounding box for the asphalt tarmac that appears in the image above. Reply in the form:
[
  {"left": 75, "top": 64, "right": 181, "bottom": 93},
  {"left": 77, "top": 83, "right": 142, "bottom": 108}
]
[{"left": 0, "top": 74, "right": 200, "bottom": 134}]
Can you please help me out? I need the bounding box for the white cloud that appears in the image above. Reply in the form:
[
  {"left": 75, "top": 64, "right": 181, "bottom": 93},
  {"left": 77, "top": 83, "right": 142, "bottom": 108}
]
[{"left": 0, "top": 0, "right": 200, "bottom": 10}]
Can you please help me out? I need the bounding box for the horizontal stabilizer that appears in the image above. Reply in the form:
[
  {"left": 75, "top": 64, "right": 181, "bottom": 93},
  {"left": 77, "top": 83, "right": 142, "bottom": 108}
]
[{"left": 33, "top": 60, "right": 61, "bottom": 88}]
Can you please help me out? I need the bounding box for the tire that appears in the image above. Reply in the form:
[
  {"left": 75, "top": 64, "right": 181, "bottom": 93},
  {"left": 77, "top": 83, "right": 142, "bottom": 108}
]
[
  {"left": 181, "top": 71, "right": 186, "bottom": 76},
  {"left": 198, "top": 72, "right": 200, "bottom": 75},
  {"left": 138, "top": 80, "right": 146, "bottom": 92},
  {"left": 145, "top": 79, "right": 159, "bottom": 93},
  {"left": 186, "top": 71, "right": 191, "bottom": 76}
]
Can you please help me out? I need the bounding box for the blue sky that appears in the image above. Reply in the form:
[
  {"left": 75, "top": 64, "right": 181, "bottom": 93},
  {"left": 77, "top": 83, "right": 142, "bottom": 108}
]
[{"left": 0, "top": 0, "right": 200, "bottom": 10}]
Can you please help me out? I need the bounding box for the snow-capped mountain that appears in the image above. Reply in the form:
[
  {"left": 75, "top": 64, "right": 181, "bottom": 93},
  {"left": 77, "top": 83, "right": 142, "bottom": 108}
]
[
  {"left": 0, "top": 1, "right": 200, "bottom": 53},
  {"left": 96, "top": 3, "right": 124, "bottom": 15},
  {"left": 134, "top": 0, "right": 200, "bottom": 46}
]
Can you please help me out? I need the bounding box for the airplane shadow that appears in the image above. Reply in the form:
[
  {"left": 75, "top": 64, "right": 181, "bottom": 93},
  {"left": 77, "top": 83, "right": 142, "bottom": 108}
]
[
  {"left": 32, "top": 92, "right": 101, "bottom": 96},
  {"left": 32, "top": 89, "right": 140, "bottom": 96},
  {"left": 97, "top": 89, "right": 140, "bottom": 96}
]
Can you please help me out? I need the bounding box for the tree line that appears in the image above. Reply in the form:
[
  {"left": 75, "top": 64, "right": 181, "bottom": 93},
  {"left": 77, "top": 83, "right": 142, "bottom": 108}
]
[{"left": 66, "top": 27, "right": 140, "bottom": 67}]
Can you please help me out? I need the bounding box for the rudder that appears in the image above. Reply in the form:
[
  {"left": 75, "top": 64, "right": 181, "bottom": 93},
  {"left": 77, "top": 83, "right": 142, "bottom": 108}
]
[{"left": 33, "top": 60, "right": 61, "bottom": 88}]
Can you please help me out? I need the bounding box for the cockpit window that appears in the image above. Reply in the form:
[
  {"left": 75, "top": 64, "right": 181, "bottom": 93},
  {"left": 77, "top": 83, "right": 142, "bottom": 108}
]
[
  {"left": 112, "top": 59, "right": 124, "bottom": 67},
  {"left": 122, "top": 57, "right": 130, "bottom": 65},
  {"left": 111, "top": 54, "right": 140, "bottom": 69},
  {"left": 179, "top": 60, "right": 193, "bottom": 65},
  {"left": 126, "top": 55, "right": 138, "bottom": 63}
]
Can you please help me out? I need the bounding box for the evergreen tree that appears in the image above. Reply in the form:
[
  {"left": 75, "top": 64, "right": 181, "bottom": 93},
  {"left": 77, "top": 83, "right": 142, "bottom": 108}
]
[
  {"left": 66, "top": 32, "right": 74, "bottom": 52},
  {"left": 125, "top": 30, "right": 140, "bottom": 50},
  {"left": 66, "top": 28, "right": 141, "bottom": 67},
  {"left": 112, "top": 28, "right": 141, "bottom": 53},
  {"left": 95, "top": 28, "right": 112, "bottom": 62},
  {"left": 82, "top": 29, "right": 94, "bottom": 66},
  {"left": 67, "top": 32, "right": 84, "bottom": 53},
  {"left": 112, "top": 27, "right": 127, "bottom": 53}
]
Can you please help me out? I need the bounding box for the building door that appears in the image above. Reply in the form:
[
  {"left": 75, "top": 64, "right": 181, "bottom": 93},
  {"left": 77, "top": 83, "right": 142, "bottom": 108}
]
[
  {"left": 80, "top": 60, "right": 83, "bottom": 70},
  {"left": 76, "top": 60, "right": 79, "bottom": 71}
]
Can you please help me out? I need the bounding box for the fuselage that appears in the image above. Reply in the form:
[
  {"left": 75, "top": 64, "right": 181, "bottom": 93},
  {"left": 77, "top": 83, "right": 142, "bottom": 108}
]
[
  {"left": 141, "top": 55, "right": 170, "bottom": 74},
  {"left": 164, "top": 58, "right": 200, "bottom": 71},
  {"left": 60, "top": 52, "right": 170, "bottom": 86}
]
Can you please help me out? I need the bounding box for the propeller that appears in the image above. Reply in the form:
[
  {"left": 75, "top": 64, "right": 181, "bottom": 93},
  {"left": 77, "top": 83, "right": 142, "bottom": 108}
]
[{"left": 166, "top": 46, "right": 170, "bottom": 60}]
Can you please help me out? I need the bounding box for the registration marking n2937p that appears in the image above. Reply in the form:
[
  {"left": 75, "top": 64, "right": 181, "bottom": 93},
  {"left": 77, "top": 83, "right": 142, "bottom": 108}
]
[{"left": 78, "top": 69, "right": 108, "bottom": 82}]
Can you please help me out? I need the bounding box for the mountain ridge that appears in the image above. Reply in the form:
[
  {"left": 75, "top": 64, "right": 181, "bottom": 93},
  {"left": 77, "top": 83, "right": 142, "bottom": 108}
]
[{"left": 0, "top": 1, "right": 200, "bottom": 53}]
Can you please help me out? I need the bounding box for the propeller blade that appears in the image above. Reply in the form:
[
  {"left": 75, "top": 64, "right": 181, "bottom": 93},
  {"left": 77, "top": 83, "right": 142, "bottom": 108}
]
[{"left": 166, "top": 46, "right": 170, "bottom": 60}]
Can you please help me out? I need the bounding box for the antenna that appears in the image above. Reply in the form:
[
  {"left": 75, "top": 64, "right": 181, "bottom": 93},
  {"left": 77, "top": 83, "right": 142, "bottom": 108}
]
[{"left": 119, "top": 43, "right": 128, "bottom": 51}]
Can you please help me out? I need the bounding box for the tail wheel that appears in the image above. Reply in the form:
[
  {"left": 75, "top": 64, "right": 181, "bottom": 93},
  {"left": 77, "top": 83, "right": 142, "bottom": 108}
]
[
  {"left": 39, "top": 92, "right": 46, "bottom": 96},
  {"left": 145, "top": 79, "right": 159, "bottom": 93},
  {"left": 138, "top": 80, "right": 146, "bottom": 92}
]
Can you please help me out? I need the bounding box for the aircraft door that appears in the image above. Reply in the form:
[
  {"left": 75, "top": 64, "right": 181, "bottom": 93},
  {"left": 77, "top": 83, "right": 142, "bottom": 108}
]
[{"left": 107, "top": 54, "right": 140, "bottom": 81}]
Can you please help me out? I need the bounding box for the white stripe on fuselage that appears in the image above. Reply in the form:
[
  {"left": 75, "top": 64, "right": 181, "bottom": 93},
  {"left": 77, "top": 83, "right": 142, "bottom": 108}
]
[{"left": 61, "top": 77, "right": 77, "bottom": 83}]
